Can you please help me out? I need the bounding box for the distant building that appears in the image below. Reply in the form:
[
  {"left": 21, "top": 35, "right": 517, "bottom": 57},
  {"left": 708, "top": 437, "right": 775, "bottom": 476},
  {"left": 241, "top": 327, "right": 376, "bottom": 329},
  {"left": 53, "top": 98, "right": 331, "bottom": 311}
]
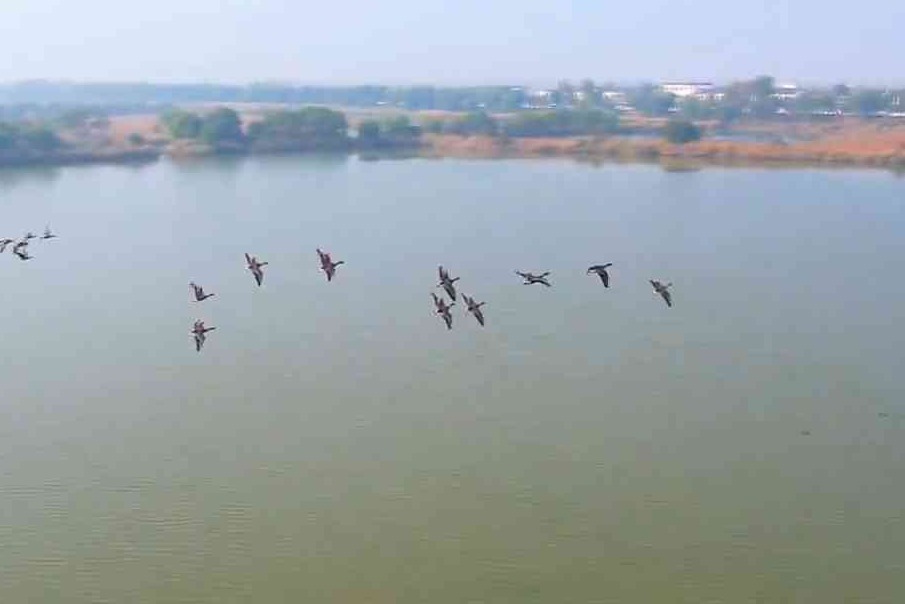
[
  {"left": 526, "top": 89, "right": 555, "bottom": 109},
  {"left": 772, "top": 83, "right": 800, "bottom": 101},
  {"left": 660, "top": 82, "right": 715, "bottom": 98},
  {"left": 601, "top": 90, "right": 627, "bottom": 104}
]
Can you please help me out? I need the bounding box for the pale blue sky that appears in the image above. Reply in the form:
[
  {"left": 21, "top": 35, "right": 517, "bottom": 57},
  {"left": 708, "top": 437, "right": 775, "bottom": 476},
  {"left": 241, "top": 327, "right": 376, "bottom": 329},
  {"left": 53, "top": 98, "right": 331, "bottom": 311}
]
[{"left": 0, "top": 0, "right": 901, "bottom": 85}]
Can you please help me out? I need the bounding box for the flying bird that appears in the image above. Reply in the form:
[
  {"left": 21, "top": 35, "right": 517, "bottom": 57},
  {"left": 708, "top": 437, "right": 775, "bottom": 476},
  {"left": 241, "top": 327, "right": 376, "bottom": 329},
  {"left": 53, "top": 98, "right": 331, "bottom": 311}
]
[
  {"left": 587, "top": 263, "right": 613, "bottom": 287},
  {"left": 191, "top": 320, "right": 216, "bottom": 352},
  {"left": 245, "top": 253, "right": 268, "bottom": 286},
  {"left": 23, "top": 232, "right": 36, "bottom": 241},
  {"left": 462, "top": 294, "right": 486, "bottom": 326},
  {"left": 515, "top": 271, "right": 552, "bottom": 287},
  {"left": 190, "top": 282, "right": 215, "bottom": 302},
  {"left": 437, "top": 266, "right": 460, "bottom": 301},
  {"left": 12, "top": 240, "right": 30, "bottom": 260},
  {"left": 431, "top": 292, "right": 455, "bottom": 330},
  {"left": 41, "top": 225, "right": 57, "bottom": 240},
  {"left": 650, "top": 280, "right": 673, "bottom": 307},
  {"left": 316, "top": 248, "right": 344, "bottom": 282}
]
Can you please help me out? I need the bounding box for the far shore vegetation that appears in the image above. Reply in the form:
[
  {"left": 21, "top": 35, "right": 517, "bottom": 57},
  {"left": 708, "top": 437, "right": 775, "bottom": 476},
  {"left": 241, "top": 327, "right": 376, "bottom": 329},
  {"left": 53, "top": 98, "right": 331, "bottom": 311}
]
[{"left": 1, "top": 75, "right": 905, "bottom": 170}]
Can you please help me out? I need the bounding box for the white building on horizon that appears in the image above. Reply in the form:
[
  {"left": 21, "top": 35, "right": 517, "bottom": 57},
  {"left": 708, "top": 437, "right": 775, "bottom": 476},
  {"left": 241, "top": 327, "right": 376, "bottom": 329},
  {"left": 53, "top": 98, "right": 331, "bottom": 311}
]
[{"left": 660, "top": 82, "right": 715, "bottom": 98}]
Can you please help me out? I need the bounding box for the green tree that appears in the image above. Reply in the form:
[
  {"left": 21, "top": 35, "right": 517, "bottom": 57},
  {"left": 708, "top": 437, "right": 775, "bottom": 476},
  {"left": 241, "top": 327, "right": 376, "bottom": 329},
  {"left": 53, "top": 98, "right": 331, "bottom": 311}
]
[
  {"left": 627, "top": 85, "right": 675, "bottom": 116},
  {"left": 161, "top": 110, "right": 203, "bottom": 139},
  {"left": 578, "top": 79, "right": 599, "bottom": 108},
  {"left": 664, "top": 119, "right": 702, "bottom": 144},
  {"left": 381, "top": 115, "right": 420, "bottom": 140},
  {"left": 247, "top": 106, "right": 350, "bottom": 151},
  {"left": 357, "top": 119, "right": 381, "bottom": 145},
  {"left": 200, "top": 108, "right": 244, "bottom": 147},
  {"left": 19, "top": 126, "right": 63, "bottom": 151},
  {"left": 832, "top": 83, "right": 851, "bottom": 98},
  {"left": 751, "top": 75, "right": 775, "bottom": 100},
  {"left": 678, "top": 97, "right": 716, "bottom": 120},
  {"left": 446, "top": 111, "right": 499, "bottom": 136},
  {"left": 852, "top": 90, "right": 887, "bottom": 116}
]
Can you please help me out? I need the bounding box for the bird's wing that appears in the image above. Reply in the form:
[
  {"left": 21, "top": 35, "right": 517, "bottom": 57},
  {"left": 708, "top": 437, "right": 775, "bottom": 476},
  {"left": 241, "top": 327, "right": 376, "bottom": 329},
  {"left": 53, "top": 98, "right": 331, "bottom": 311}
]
[
  {"left": 601, "top": 271, "right": 609, "bottom": 287},
  {"left": 662, "top": 290, "right": 672, "bottom": 306}
]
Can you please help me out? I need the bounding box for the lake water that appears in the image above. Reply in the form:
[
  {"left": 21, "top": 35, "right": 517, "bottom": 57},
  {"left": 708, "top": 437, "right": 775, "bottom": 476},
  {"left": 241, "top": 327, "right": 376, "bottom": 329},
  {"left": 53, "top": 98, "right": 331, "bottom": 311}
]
[{"left": 1, "top": 156, "right": 904, "bottom": 603}]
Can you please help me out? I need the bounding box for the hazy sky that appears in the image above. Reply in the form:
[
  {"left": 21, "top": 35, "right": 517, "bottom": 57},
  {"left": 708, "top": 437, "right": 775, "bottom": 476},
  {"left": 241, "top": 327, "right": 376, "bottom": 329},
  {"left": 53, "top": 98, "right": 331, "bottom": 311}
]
[{"left": 0, "top": 0, "right": 901, "bottom": 85}]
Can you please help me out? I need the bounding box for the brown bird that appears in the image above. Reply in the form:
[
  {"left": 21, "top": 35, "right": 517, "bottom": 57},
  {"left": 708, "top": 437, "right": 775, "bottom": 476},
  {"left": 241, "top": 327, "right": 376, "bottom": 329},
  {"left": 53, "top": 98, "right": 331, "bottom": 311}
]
[
  {"left": 437, "top": 265, "right": 460, "bottom": 301},
  {"left": 245, "top": 253, "right": 268, "bottom": 286},
  {"left": 587, "top": 263, "right": 612, "bottom": 287},
  {"left": 191, "top": 320, "right": 216, "bottom": 352},
  {"left": 462, "top": 294, "right": 486, "bottom": 326},
  {"left": 650, "top": 280, "right": 673, "bottom": 307},
  {"left": 515, "top": 270, "right": 551, "bottom": 287},
  {"left": 317, "top": 248, "right": 345, "bottom": 282},
  {"left": 431, "top": 292, "right": 455, "bottom": 330},
  {"left": 190, "top": 282, "right": 215, "bottom": 301}
]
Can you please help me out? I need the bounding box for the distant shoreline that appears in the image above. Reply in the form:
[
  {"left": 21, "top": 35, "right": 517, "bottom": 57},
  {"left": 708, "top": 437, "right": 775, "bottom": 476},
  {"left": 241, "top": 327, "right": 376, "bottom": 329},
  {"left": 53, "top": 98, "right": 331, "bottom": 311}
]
[
  {"left": 417, "top": 134, "right": 905, "bottom": 171},
  {"left": 3, "top": 133, "right": 904, "bottom": 173}
]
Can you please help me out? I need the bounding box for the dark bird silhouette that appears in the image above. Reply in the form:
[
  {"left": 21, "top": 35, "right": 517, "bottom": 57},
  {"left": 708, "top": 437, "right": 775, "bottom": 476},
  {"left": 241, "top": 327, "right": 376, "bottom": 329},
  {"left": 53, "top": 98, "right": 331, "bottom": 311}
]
[
  {"left": 650, "top": 280, "right": 673, "bottom": 307},
  {"left": 191, "top": 320, "right": 216, "bottom": 352},
  {"left": 41, "top": 225, "right": 57, "bottom": 240},
  {"left": 587, "top": 263, "right": 613, "bottom": 287},
  {"left": 12, "top": 240, "right": 30, "bottom": 260},
  {"left": 190, "top": 282, "right": 215, "bottom": 302},
  {"left": 462, "top": 294, "right": 486, "bottom": 326},
  {"left": 317, "top": 248, "right": 345, "bottom": 282},
  {"left": 437, "top": 265, "right": 460, "bottom": 301},
  {"left": 23, "top": 231, "right": 36, "bottom": 241},
  {"left": 515, "top": 270, "right": 552, "bottom": 287},
  {"left": 245, "top": 253, "right": 268, "bottom": 287},
  {"left": 0, "top": 238, "right": 13, "bottom": 253},
  {"left": 431, "top": 292, "right": 455, "bottom": 330}
]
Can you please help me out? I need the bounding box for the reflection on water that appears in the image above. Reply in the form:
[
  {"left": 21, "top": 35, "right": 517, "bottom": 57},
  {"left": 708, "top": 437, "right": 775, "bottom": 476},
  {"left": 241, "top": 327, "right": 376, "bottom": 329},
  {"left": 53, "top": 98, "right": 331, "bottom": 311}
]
[
  {"left": 0, "top": 165, "right": 60, "bottom": 191},
  {"left": 0, "top": 157, "right": 903, "bottom": 603}
]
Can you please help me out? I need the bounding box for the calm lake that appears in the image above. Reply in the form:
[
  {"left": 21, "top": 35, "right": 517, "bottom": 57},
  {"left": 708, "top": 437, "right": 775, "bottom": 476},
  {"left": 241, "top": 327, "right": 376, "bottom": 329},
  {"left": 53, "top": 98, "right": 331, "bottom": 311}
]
[{"left": 1, "top": 156, "right": 903, "bottom": 603}]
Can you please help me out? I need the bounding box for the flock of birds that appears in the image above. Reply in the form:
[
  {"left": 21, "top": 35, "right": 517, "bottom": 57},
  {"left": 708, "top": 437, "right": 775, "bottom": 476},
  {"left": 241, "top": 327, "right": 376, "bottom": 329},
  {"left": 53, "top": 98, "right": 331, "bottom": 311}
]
[
  {"left": 3, "top": 225, "right": 675, "bottom": 351},
  {"left": 0, "top": 226, "right": 56, "bottom": 260},
  {"left": 183, "top": 251, "right": 674, "bottom": 351},
  {"left": 3, "top": 226, "right": 675, "bottom": 352}
]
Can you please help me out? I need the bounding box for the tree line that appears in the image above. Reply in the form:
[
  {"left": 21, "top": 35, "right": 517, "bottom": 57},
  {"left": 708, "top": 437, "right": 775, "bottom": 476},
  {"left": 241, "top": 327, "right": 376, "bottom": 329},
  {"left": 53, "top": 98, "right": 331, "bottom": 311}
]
[
  {"left": 161, "top": 107, "right": 421, "bottom": 152},
  {"left": 160, "top": 105, "right": 708, "bottom": 150},
  {"left": 0, "top": 121, "right": 63, "bottom": 156}
]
